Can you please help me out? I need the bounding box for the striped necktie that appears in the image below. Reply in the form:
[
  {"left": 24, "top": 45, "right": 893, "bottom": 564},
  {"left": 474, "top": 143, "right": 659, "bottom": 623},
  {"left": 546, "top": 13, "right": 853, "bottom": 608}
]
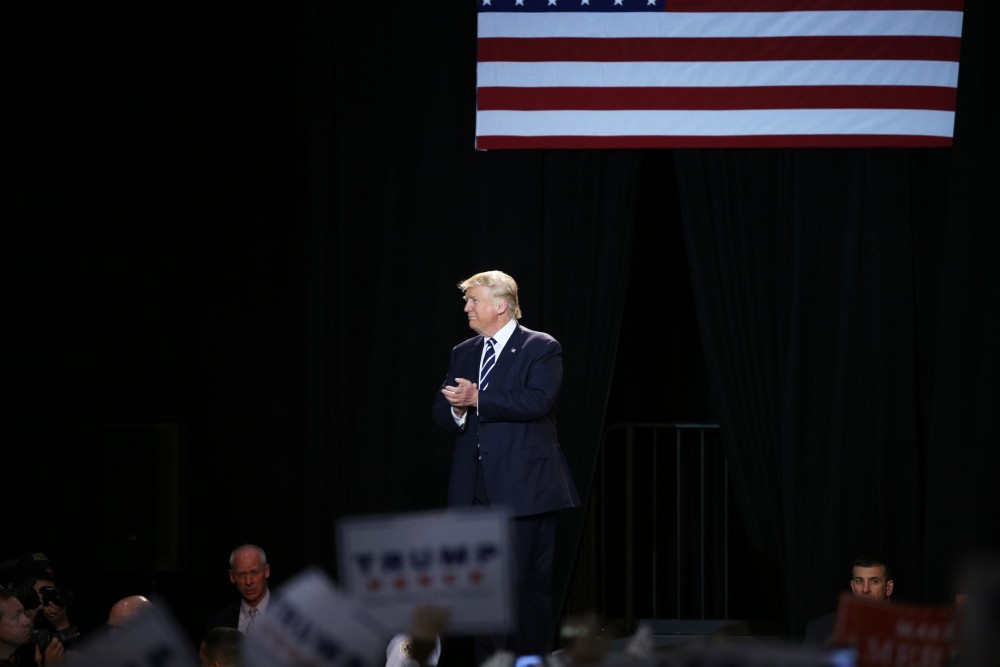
[{"left": 480, "top": 338, "right": 497, "bottom": 390}]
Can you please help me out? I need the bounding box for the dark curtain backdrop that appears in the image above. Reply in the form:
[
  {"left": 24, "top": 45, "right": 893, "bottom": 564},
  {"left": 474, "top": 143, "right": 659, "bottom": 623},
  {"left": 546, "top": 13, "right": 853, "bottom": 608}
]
[
  {"left": 3, "top": 0, "right": 640, "bottom": 649},
  {"left": 677, "top": 148, "right": 945, "bottom": 635},
  {"left": 3, "top": 0, "right": 997, "bottom": 656},
  {"left": 674, "top": 0, "right": 999, "bottom": 636}
]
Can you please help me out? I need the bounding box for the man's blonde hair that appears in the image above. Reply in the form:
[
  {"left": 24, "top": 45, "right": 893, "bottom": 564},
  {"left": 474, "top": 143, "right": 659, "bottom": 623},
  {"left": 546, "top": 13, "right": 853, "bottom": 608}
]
[{"left": 459, "top": 270, "right": 522, "bottom": 320}]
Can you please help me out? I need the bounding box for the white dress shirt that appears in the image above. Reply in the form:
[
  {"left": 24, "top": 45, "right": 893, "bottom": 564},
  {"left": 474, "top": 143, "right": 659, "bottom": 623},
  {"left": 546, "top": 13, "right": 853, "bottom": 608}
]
[
  {"left": 452, "top": 318, "right": 518, "bottom": 425},
  {"left": 238, "top": 588, "right": 270, "bottom": 634}
]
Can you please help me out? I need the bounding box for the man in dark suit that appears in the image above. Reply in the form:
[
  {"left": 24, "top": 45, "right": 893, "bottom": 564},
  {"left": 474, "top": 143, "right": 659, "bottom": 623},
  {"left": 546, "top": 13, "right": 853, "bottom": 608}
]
[
  {"left": 433, "top": 269, "right": 580, "bottom": 661},
  {"left": 204, "top": 544, "right": 271, "bottom": 635}
]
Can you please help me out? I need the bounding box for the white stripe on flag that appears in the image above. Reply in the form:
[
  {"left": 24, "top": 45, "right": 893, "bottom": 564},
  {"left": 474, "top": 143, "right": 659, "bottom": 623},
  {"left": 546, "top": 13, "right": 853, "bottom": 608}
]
[
  {"left": 478, "top": 11, "right": 964, "bottom": 40},
  {"left": 477, "top": 60, "right": 960, "bottom": 89},
  {"left": 476, "top": 108, "right": 957, "bottom": 139}
]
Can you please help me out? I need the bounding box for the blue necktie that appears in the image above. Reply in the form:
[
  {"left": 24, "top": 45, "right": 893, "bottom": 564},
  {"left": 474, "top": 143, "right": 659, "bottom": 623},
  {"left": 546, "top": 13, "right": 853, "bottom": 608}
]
[{"left": 480, "top": 338, "right": 497, "bottom": 390}]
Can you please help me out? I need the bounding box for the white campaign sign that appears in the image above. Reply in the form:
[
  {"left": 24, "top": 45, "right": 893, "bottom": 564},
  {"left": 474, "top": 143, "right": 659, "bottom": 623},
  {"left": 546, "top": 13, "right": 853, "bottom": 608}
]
[
  {"left": 65, "top": 601, "right": 198, "bottom": 667},
  {"left": 242, "top": 567, "right": 390, "bottom": 667},
  {"left": 337, "top": 508, "right": 514, "bottom": 635}
]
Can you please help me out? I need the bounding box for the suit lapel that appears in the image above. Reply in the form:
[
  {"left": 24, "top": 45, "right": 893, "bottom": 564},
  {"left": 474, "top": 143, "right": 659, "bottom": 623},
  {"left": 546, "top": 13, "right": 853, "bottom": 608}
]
[
  {"left": 485, "top": 325, "right": 524, "bottom": 389},
  {"left": 465, "top": 336, "right": 486, "bottom": 383}
]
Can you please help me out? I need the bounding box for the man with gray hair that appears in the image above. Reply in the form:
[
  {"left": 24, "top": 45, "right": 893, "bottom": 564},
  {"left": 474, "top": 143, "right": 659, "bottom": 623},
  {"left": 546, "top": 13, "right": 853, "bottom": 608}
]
[{"left": 205, "top": 544, "right": 271, "bottom": 634}]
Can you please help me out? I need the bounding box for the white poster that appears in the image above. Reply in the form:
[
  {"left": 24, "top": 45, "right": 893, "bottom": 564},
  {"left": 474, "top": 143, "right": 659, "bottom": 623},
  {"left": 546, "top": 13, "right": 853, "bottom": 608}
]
[
  {"left": 242, "top": 567, "right": 391, "bottom": 667},
  {"left": 337, "top": 508, "right": 514, "bottom": 635},
  {"left": 65, "top": 601, "right": 198, "bottom": 667}
]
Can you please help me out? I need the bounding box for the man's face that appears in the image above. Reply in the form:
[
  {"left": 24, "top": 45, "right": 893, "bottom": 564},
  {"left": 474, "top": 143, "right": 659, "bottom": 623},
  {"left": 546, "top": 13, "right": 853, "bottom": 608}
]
[
  {"left": 0, "top": 597, "right": 34, "bottom": 649},
  {"left": 464, "top": 285, "right": 505, "bottom": 337},
  {"left": 229, "top": 550, "right": 269, "bottom": 606},
  {"left": 850, "top": 565, "right": 894, "bottom": 602}
]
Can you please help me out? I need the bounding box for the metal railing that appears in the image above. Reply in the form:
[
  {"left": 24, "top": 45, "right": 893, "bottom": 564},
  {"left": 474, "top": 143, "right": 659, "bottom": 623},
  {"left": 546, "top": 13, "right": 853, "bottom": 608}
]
[{"left": 567, "top": 423, "right": 733, "bottom": 633}]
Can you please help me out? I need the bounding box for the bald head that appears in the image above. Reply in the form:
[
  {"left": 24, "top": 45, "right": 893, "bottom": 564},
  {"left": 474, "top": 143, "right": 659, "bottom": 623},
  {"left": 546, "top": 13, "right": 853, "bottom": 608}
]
[{"left": 108, "top": 595, "right": 153, "bottom": 628}]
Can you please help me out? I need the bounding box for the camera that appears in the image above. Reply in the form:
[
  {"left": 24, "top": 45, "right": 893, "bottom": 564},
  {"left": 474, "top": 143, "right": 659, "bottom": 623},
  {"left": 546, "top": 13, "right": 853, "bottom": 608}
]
[
  {"left": 32, "top": 626, "right": 81, "bottom": 648},
  {"left": 38, "top": 585, "right": 74, "bottom": 608}
]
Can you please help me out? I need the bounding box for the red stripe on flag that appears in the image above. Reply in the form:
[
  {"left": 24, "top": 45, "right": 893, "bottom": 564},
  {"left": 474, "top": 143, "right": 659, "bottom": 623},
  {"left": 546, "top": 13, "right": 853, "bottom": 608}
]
[
  {"left": 477, "top": 85, "right": 958, "bottom": 111},
  {"left": 475, "top": 135, "right": 955, "bottom": 149},
  {"left": 478, "top": 36, "right": 962, "bottom": 63},
  {"left": 475, "top": 2, "right": 962, "bottom": 148}
]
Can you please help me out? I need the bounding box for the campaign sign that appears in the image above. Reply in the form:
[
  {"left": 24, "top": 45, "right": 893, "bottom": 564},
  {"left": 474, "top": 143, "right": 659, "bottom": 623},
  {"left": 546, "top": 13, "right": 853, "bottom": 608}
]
[
  {"left": 833, "top": 593, "right": 957, "bottom": 667},
  {"left": 241, "top": 567, "right": 390, "bottom": 667},
  {"left": 65, "top": 600, "right": 198, "bottom": 667},
  {"left": 337, "top": 508, "right": 514, "bottom": 635}
]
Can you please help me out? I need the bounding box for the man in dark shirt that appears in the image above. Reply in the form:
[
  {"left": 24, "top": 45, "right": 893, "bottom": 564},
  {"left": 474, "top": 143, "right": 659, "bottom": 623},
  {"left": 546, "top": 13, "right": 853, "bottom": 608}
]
[{"left": 804, "top": 554, "right": 895, "bottom": 647}]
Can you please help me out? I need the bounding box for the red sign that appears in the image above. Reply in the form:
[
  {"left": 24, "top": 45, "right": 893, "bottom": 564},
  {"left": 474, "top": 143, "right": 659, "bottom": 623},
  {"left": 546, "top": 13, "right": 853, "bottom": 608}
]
[{"left": 833, "top": 593, "right": 957, "bottom": 667}]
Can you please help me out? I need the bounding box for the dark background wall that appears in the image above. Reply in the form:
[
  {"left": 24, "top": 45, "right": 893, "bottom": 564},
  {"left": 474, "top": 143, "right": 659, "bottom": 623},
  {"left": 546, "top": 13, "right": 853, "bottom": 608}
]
[{"left": 3, "top": 0, "right": 997, "bottom": 659}]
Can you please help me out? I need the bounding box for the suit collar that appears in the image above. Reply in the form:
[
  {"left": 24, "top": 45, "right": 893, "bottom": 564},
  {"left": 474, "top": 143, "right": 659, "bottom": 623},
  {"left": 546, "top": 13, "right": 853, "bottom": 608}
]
[{"left": 484, "top": 318, "right": 518, "bottom": 352}]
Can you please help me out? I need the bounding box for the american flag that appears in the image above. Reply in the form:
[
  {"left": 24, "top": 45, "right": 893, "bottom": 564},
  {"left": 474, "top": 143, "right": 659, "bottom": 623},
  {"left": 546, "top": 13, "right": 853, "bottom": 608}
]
[{"left": 475, "top": 0, "right": 964, "bottom": 149}]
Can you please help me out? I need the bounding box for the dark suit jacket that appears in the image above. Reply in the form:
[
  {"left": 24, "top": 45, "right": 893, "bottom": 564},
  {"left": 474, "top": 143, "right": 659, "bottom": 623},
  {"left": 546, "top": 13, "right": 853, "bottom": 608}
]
[
  {"left": 432, "top": 324, "right": 580, "bottom": 516},
  {"left": 204, "top": 601, "right": 240, "bottom": 633}
]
